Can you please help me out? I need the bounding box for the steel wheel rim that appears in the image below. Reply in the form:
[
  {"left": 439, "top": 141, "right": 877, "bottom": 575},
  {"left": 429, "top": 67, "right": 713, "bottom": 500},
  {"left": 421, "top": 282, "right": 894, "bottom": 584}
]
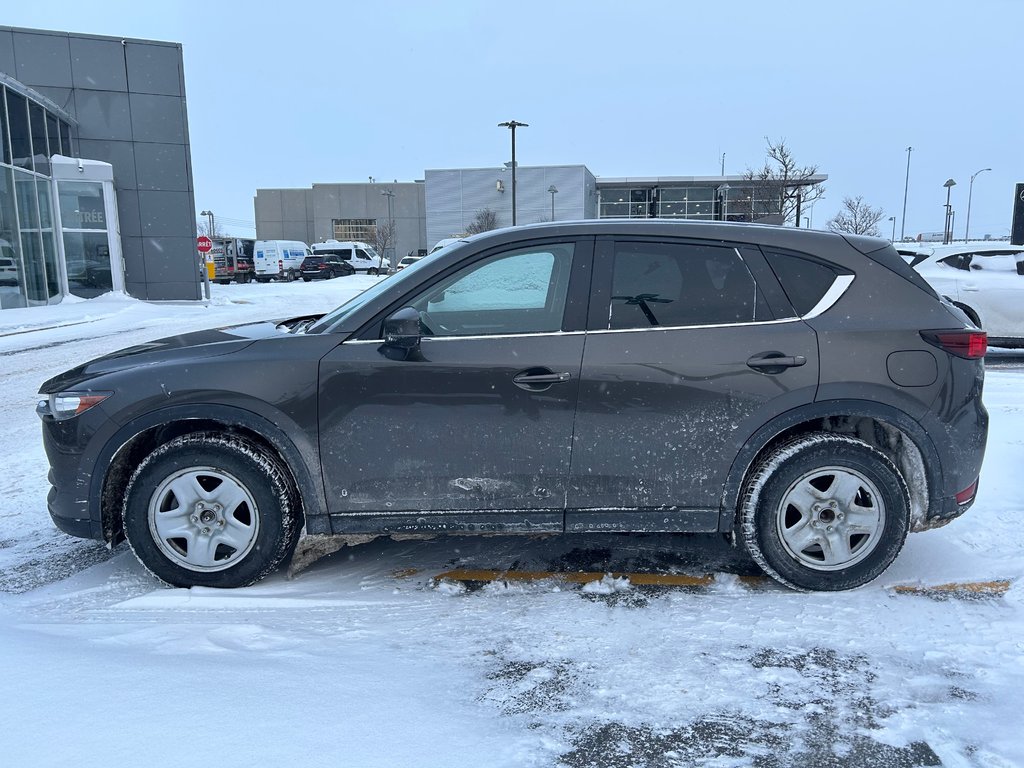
[
  {"left": 147, "top": 466, "right": 260, "bottom": 573},
  {"left": 775, "top": 465, "right": 885, "bottom": 572}
]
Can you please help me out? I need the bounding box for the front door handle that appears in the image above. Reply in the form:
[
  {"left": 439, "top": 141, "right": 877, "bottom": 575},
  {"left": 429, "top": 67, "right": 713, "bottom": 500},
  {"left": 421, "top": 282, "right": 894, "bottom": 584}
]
[
  {"left": 746, "top": 352, "right": 807, "bottom": 374},
  {"left": 513, "top": 368, "right": 572, "bottom": 392}
]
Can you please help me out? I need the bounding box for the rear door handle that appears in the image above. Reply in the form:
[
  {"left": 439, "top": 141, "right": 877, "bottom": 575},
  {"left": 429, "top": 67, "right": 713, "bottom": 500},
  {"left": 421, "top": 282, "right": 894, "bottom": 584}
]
[
  {"left": 513, "top": 368, "right": 572, "bottom": 391},
  {"left": 746, "top": 352, "right": 807, "bottom": 373}
]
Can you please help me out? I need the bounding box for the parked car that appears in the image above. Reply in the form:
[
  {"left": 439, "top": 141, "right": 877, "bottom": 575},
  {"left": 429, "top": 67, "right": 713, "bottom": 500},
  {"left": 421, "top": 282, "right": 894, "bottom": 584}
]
[
  {"left": 311, "top": 240, "right": 385, "bottom": 274},
  {"left": 429, "top": 237, "right": 464, "bottom": 254},
  {"left": 0, "top": 256, "right": 18, "bottom": 286},
  {"left": 396, "top": 255, "right": 422, "bottom": 270},
  {"left": 300, "top": 255, "right": 355, "bottom": 281},
  {"left": 38, "top": 221, "right": 988, "bottom": 591},
  {"left": 898, "top": 243, "right": 1024, "bottom": 348}
]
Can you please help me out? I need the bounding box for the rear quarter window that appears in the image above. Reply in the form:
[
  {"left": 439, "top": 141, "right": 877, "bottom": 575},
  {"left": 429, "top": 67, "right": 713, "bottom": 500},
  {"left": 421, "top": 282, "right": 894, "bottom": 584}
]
[{"left": 763, "top": 251, "right": 839, "bottom": 316}]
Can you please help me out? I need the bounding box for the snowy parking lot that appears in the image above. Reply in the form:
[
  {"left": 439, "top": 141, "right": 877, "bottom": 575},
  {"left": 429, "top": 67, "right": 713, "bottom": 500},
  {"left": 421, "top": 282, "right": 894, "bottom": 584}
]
[{"left": 1, "top": 280, "right": 1022, "bottom": 767}]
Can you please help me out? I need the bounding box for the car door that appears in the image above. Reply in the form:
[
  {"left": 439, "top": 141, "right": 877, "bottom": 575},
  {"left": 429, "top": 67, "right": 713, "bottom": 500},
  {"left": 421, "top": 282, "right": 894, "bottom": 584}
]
[
  {"left": 957, "top": 250, "right": 1023, "bottom": 338},
  {"left": 566, "top": 237, "right": 819, "bottom": 532},
  {"left": 317, "top": 238, "right": 592, "bottom": 527}
]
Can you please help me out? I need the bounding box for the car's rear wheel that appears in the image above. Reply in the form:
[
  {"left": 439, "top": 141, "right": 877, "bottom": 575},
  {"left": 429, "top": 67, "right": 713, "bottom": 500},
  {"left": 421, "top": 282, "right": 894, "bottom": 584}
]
[
  {"left": 738, "top": 433, "right": 910, "bottom": 591},
  {"left": 123, "top": 433, "right": 300, "bottom": 588}
]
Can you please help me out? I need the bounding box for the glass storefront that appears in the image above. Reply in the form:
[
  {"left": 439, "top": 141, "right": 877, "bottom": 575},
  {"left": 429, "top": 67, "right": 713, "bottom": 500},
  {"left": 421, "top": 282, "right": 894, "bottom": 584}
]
[
  {"left": 598, "top": 184, "right": 782, "bottom": 223},
  {"left": 0, "top": 78, "right": 103, "bottom": 309}
]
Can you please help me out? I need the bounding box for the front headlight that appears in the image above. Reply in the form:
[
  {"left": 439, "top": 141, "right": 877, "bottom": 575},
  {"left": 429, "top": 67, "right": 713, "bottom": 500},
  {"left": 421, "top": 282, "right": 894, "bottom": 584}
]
[{"left": 36, "top": 392, "right": 112, "bottom": 421}]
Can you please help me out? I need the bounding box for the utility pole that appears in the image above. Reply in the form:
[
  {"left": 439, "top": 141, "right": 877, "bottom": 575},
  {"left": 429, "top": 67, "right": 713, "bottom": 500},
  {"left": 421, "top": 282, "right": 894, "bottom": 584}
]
[{"left": 900, "top": 146, "right": 912, "bottom": 241}]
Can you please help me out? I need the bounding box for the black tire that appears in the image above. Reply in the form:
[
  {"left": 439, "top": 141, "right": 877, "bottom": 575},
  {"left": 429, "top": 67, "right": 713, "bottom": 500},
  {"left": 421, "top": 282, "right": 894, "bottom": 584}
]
[
  {"left": 302, "top": 277, "right": 311, "bottom": 282},
  {"left": 123, "top": 432, "right": 300, "bottom": 588},
  {"left": 737, "top": 433, "right": 910, "bottom": 591},
  {"left": 255, "top": 277, "right": 269, "bottom": 284},
  {"left": 368, "top": 267, "right": 378, "bottom": 276}
]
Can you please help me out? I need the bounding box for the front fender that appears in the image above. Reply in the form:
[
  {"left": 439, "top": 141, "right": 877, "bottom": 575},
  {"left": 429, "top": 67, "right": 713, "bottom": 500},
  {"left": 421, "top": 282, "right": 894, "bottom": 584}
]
[{"left": 93, "top": 403, "right": 329, "bottom": 539}]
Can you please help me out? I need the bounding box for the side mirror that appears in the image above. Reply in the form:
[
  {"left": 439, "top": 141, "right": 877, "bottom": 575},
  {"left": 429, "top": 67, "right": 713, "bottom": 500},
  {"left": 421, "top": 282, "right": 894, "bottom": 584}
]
[{"left": 383, "top": 307, "right": 422, "bottom": 349}]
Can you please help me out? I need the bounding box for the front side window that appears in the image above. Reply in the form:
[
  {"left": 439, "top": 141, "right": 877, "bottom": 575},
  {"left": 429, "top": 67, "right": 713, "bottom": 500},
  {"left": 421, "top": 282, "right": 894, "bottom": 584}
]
[
  {"left": 410, "top": 243, "right": 574, "bottom": 337},
  {"left": 608, "top": 242, "right": 768, "bottom": 329}
]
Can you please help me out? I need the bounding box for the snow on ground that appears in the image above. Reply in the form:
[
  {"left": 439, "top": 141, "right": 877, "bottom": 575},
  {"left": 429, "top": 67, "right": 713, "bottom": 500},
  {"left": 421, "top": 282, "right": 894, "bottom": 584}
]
[{"left": 1, "top": 282, "right": 1023, "bottom": 767}]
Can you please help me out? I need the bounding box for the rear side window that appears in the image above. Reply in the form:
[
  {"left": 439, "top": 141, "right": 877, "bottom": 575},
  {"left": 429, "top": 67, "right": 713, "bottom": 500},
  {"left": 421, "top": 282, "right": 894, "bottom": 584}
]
[
  {"left": 939, "top": 254, "right": 972, "bottom": 271},
  {"left": 608, "top": 242, "right": 770, "bottom": 329},
  {"left": 763, "top": 251, "right": 838, "bottom": 316}
]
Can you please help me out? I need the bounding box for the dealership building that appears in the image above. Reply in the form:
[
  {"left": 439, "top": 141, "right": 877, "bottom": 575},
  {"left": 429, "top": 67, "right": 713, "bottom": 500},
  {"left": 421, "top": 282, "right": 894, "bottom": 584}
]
[
  {"left": 0, "top": 25, "right": 197, "bottom": 310},
  {"left": 3, "top": 25, "right": 827, "bottom": 313},
  {"left": 257, "top": 166, "right": 826, "bottom": 255}
]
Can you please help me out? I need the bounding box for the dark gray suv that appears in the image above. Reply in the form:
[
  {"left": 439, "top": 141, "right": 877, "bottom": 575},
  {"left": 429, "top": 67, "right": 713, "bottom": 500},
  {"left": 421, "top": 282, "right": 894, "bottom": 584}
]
[{"left": 38, "top": 221, "right": 988, "bottom": 591}]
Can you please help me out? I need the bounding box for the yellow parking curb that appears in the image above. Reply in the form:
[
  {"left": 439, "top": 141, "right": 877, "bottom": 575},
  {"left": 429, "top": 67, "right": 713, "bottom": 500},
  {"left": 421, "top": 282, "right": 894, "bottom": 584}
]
[
  {"left": 432, "top": 569, "right": 1013, "bottom": 598},
  {"left": 890, "top": 580, "right": 1011, "bottom": 598}
]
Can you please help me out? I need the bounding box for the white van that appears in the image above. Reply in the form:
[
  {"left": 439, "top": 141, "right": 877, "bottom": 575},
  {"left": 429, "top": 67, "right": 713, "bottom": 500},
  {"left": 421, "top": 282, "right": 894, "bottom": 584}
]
[
  {"left": 253, "top": 240, "right": 312, "bottom": 282},
  {"left": 311, "top": 240, "right": 385, "bottom": 274}
]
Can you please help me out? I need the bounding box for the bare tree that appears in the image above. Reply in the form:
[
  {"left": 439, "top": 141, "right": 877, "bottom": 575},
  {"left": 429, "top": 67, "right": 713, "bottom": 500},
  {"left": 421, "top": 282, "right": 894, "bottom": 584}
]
[
  {"left": 742, "top": 138, "right": 826, "bottom": 224},
  {"left": 827, "top": 196, "right": 885, "bottom": 237},
  {"left": 370, "top": 218, "right": 396, "bottom": 271},
  {"left": 197, "top": 219, "right": 225, "bottom": 238},
  {"left": 465, "top": 208, "right": 499, "bottom": 235}
]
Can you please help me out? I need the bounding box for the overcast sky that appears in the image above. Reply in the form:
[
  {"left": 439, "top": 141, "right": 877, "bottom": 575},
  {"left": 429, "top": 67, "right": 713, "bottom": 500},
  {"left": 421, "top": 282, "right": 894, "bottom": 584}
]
[{"left": 6, "top": 0, "right": 1022, "bottom": 238}]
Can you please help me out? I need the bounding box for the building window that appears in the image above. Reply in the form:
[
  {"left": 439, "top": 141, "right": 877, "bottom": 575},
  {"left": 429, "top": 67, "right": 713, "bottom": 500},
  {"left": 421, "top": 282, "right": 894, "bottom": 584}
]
[
  {"left": 30, "top": 102, "right": 49, "bottom": 176},
  {"left": 332, "top": 218, "right": 376, "bottom": 243},
  {"left": 600, "top": 188, "right": 652, "bottom": 219},
  {"left": 5, "top": 90, "right": 32, "bottom": 171}
]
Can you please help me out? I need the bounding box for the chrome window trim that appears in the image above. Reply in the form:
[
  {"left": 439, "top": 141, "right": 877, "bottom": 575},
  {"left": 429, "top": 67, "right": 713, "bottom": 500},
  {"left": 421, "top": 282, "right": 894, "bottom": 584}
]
[
  {"left": 801, "top": 274, "right": 855, "bottom": 320},
  {"left": 343, "top": 330, "right": 587, "bottom": 345},
  {"left": 588, "top": 318, "right": 802, "bottom": 335}
]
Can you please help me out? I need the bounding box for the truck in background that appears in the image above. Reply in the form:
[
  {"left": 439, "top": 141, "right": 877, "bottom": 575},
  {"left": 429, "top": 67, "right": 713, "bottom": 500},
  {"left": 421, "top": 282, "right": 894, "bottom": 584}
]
[
  {"left": 211, "top": 238, "right": 256, "bottom": 284},
  {"left": 254, "top": 240, "right": 312, "bottom": 282}
]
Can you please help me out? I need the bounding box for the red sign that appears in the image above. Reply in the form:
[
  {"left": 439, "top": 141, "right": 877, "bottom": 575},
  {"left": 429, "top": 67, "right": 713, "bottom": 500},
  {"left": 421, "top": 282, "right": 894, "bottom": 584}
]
[{"left": 196, "top": 236, "right": 213, "bottom": 253}]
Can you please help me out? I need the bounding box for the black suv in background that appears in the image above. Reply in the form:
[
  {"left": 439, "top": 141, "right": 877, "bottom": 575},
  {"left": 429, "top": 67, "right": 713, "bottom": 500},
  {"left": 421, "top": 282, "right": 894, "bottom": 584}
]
[
  {"left": 300, "top": 255, "right": 355, "bottom": 281},
  {"left": 38, "top": 221, "right": 988, "bottom": 591}
]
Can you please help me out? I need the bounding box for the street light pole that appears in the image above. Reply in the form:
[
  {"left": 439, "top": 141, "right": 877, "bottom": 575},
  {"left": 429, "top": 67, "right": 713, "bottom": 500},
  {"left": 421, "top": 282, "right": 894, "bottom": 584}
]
[
  {"left": 200, "top": 209, "right": 215, "bottom": 237},
  {"left": 942, "top": 178, "right": 957, "bottom": 245},
  {"left": 547, "top": 185, "right": 558, "bottom": 220},
  {"left": 900, "top": 146, "right": 912, "bottom": 241},
  {"left": 717, "top": 184, "right": 730, "bottom": 221},
  {"left": 888, "top": 216, "right": 896, "bottom": 241},
  {"left": 965, "top": 167, "right": 991, "bottom": 243},
  {"left": 499, "top": 120, "right": 528, "bottom": 225}
]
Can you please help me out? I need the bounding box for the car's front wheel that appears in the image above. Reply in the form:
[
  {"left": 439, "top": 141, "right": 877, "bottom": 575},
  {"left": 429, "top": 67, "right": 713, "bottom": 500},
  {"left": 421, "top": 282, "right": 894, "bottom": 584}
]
[
  {"left": 738, "top": 433, "right": 910, "bottom": 591},
  {"left": 123, "top": 433, "right": 300, "bottom": 588}
]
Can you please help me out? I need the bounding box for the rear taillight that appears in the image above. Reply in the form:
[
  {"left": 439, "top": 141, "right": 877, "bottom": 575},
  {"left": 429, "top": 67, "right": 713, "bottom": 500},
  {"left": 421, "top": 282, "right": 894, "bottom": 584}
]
[{"left": 920, "top": 330, "right": 987, "bottom": 359}]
